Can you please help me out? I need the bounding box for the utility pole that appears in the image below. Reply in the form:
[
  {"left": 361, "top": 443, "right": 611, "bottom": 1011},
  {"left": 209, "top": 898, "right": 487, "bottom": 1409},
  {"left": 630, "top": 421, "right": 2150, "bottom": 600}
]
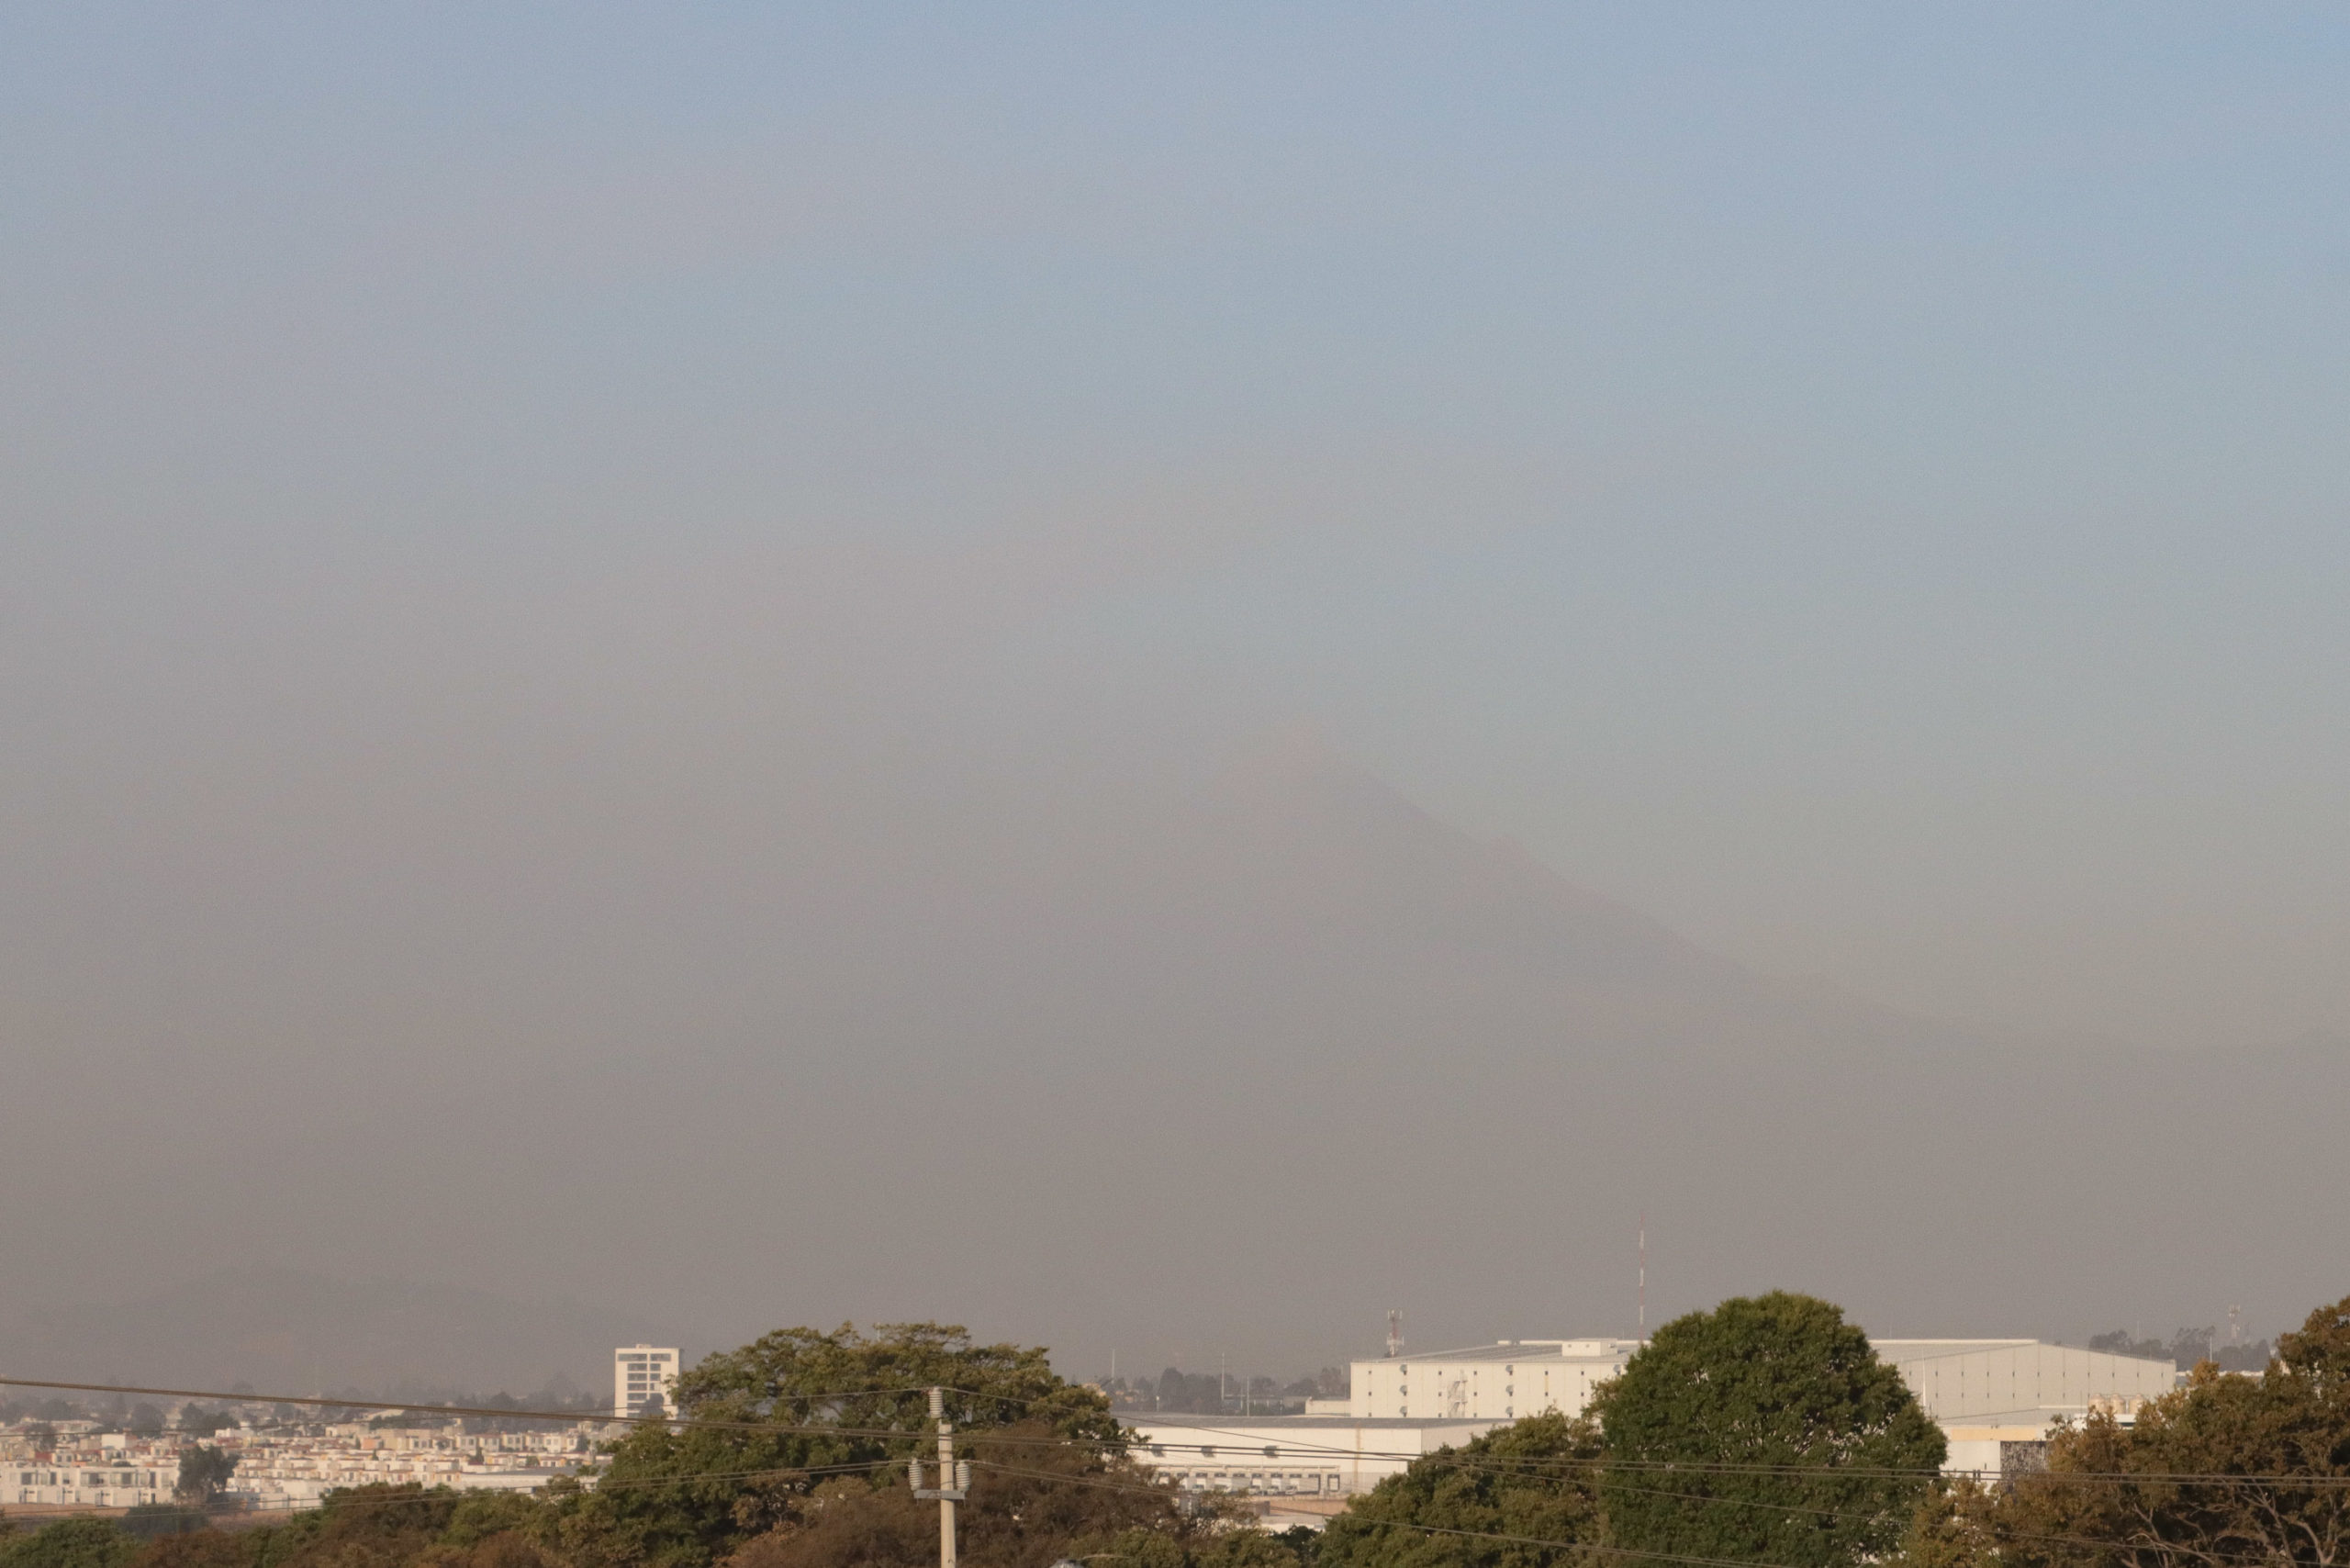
[{"left": 910, "top": 1388, "right": 968, "bottom": 1568}]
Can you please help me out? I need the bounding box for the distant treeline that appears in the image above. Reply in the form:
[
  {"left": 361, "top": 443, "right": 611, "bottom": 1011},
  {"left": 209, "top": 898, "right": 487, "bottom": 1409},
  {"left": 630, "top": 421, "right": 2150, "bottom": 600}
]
[
  {"left": 2085, "top": 1327, "right": 2270, "bottom": 1372},
  {"left": 1108, "top": 1367, "right": 1348, "bottom": 1413}
]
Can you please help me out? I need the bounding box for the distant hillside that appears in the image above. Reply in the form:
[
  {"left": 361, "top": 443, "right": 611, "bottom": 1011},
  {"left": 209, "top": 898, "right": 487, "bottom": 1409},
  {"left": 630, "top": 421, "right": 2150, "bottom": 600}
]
[
  {"left": 2, "top": 732, "right": 2342, "bottom": 1378},
  {"left": 0, "top": 1267, "right": 689, "bottom": 1400}
]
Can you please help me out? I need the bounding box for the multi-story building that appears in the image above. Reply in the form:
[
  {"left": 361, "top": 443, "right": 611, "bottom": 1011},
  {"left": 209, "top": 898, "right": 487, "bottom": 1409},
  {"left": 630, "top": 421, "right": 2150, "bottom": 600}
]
[{"left": 614, "top": 1346, "right": 681, "bottom": 1419}]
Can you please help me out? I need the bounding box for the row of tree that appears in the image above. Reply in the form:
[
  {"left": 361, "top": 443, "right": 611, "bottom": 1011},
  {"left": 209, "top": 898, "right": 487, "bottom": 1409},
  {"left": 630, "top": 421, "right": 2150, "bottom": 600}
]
[
  {"left": 1324, "top": 1291, "right": 1947, "bottom": 1568},
  {"left": 1324, "top": 1293, "right": 2350, "bottom": 1568},
  {"left": 1911, "top": 1298, "right": 2350, "bottom": 1568},
  {"left": 1114, "top": 1370, "right": 1347, "bottom": 1415},
  {"left": 2087, "top": 1327, "right": 2273, "bottom": 1375},
  {"left": 6, "top": 1294, "right": 2347, "bottom": 1568}
]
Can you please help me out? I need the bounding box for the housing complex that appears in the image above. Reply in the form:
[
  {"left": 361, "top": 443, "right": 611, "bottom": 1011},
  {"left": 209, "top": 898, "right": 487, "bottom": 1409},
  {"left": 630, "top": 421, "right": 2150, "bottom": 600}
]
[{"left": 5, "top": 1422, "right": 611, "bottom": 1514}]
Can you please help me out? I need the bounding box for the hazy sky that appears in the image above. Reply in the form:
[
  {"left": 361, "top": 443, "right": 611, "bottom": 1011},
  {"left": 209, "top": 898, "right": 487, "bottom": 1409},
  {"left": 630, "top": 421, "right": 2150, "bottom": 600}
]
[{"left": 5, "top": 5, "right": 2348, "bottom": 1382}]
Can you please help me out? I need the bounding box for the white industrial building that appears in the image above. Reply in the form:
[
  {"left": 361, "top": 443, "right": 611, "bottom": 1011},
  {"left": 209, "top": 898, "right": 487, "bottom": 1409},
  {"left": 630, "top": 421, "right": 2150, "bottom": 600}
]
[
  {"left": 1125, "top": 1333, "right": 2180, "bottom": 1508},
  {"left": 1875, "top": 1338, "right": 2179, "bottom": 1476},
  {"left": 1342, "top": 1337, "right": 2177, "bottom": 1434},
  {"left": 1121, "top": 1414, "right": 1494, "bottom": 1528},
  {"left": 1347, "top": 1339, "right": 1639, "bottom": 1421}
]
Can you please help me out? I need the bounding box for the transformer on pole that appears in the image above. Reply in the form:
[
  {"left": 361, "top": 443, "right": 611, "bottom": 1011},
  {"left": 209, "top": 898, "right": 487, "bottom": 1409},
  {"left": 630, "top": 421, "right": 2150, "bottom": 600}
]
[{"left": 910, "top": 1387, "right": 968, "bottom": 1568}]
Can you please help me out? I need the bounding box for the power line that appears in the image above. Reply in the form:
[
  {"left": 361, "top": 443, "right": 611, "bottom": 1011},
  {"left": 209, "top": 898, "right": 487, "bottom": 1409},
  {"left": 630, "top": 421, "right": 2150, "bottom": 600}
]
[{"left": 0, "top": 1377, "right": 1071, "bottom": 1443}]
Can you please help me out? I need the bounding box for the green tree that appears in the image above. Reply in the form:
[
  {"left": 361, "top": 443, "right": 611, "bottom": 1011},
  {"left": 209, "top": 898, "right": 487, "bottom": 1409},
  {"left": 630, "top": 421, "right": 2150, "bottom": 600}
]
[
  {"left": 1884, "top": 1479, "right": 1998, "bottom": 1568},
  {"left": 1318, "top": 1412, "right": 1606, "bottom": 1568},
  {"left": 547, "top": 1321, "right": 1122, "bottom": 1568},
  {"left": 1197, "top": 1531, "right": 1309, "bottom": 1568},
  {"left": 0, "top": 1518, "right": 140, "bottom": 1568},
  {"left": 1593, "top": 1292, "right": 1945, "bottom": 1568},
  {"left": 176, "top": 1448, "right": 240, "bottom": 1505},
  {"left": 116, "top": 1508, "right": 205, "bottom": 1543},
  {"left": 245, "top": 1484, "right": 465, "bottom": 1568},
  {"left": 129, "top": 1532, "right": 253, "bottom": 1568},
  {"left": 718, "top": 1419, "right": 1193, "bottom": 1568},
  {"left": 433, "top": 1493, "right": 553, "bottom": 1554}
]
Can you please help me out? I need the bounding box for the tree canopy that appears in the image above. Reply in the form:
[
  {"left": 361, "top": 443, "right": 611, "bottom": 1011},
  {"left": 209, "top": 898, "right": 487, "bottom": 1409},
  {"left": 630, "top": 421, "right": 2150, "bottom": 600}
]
[
  {"left": 1975, "top": 1294, "right": 2350, "bottom": 1568},
  {"left": 543, "top": 1321, "right": 1125, "bottom": 1568},
  {"left": 1316, "top": 1413, "right": 1606, "bottom": 1568},
  {"left": 1593, "top": 1291, "right": 1945, "bottom": 1568},
  {"left": 724, "top": 1421, "right": 1197, "bottom": 1568},
  {"left": 176, "top": 1448, "right": 240, "bottom": 1506},
  {"left": 0, "top": 1519, "right": 141, "bottom": 1568}
]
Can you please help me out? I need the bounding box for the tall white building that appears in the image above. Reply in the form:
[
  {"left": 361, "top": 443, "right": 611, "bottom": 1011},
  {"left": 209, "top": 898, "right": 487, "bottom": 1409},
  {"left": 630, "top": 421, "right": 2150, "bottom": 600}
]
[{"left": 614, "top": 1346, "right": 680, "bottom": 1419}]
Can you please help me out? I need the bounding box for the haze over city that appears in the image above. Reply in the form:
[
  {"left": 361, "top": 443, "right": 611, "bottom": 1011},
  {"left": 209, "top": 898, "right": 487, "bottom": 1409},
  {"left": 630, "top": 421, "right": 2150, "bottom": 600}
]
[{"left": 5, "top": 4, "right": 2347, "bottom": 1399}]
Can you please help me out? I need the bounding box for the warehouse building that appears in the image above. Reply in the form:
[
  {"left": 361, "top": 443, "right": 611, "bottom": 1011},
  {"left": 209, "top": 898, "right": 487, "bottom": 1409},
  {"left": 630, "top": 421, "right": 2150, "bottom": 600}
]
[
  {"left": 1123, "top": 1333, "right": 2180, "bottom": 1507},
  {"left": 1342, "top": 1336, "right": 2177, "bottom": 1430},
  {"left": 1878, "top": 1338, "right": 2180, "bottom": 1475},
  {"left": 1120, "top": 1413, "right": 1491, "bottom": 1528},
  {"left": 1347, "top": 1338, "right": 1637, "bottom": 1421}
]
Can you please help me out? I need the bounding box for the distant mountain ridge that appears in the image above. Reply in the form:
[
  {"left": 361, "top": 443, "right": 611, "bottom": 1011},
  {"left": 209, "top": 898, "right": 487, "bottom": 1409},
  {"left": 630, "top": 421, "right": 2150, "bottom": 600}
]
[
  {"left": 0, "top": 1267, "right": 688, "bottom": 1400},
  {"left": 3, "top": 734, "right": 2342, "bottom": 1380}
]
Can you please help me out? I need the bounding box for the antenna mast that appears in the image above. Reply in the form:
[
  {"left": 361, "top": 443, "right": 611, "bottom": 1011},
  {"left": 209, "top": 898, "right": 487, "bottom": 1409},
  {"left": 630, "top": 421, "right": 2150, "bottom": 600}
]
[
  {"left": 1638, "top": 1213, "right": 1647, "bottom": 1338},
  {"left": 1386, "top": 1309, "right": 1404, "bottom": 1359}
]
